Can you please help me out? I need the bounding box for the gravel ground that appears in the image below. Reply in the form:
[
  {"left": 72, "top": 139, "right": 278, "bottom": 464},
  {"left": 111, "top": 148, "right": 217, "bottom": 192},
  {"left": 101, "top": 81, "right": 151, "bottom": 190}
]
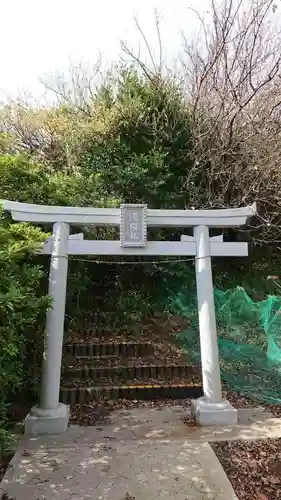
[
  {"left": 70, "top": 398, "right": 192, "bottom": 425},
  {"left": 212, "top": 439, "right": 281, "bottom": 500},
  {"left": 69, "top": 389, "right": 281, "bottom": 500},
  {"left": 211, "top": 391, "right": 281, "bottom": 500},
  {"left": 210, "top": 390, "right": 281, "bottom": 499},
  {"left": 225, "top": 389, "right": 281, "bottom": 417},
  {"left": 3, "top": 390, "right": 281, "bottom": 499},
  {"left": 69, "top": 388, "right": 281, "bottom": 426}
]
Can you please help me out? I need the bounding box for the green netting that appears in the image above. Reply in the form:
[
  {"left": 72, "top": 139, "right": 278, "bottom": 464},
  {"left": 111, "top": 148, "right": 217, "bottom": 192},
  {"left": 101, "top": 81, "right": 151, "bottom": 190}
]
[{"left": 169, "top": 284, "right": 281, "bottom": 404}]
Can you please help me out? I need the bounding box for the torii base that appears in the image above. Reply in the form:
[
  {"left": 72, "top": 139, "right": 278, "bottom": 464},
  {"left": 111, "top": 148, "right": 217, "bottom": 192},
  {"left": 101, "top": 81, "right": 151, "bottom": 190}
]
[
  {"left": 191, "top": 397, "right": 238, "bottom": 426},
  {"left": 24, "top": 403, "right": 70, "bottom": 436}
]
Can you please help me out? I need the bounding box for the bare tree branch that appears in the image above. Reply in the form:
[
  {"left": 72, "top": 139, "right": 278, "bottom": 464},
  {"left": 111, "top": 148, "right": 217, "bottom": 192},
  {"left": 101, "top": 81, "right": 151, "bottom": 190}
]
[{"left": 180, "top": 0, "right": 281, "bottom": 243}]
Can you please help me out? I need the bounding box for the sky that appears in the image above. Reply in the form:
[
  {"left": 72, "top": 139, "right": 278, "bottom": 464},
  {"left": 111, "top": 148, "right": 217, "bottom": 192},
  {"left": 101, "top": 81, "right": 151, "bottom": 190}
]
[{"left": 0, "top": 0, "right": 208, "bottom": 101}]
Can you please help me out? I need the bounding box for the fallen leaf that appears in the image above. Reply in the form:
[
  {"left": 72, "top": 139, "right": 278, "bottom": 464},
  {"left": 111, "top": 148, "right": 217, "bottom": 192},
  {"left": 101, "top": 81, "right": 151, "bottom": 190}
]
[
  {"left": 124, "top": 493, "right": 136, "bottom": 500},
  {"left": 270, "top": 476, "right": 280, "bottom": 484},
  {"left": 248, "top": 459, "right": 257, "bottom": 468}
]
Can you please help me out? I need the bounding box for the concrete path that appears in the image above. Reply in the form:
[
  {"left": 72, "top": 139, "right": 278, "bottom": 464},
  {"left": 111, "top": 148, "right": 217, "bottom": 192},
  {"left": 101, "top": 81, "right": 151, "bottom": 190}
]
[{"left": 2, "top": 404, "right": 279, "bottom": 500}]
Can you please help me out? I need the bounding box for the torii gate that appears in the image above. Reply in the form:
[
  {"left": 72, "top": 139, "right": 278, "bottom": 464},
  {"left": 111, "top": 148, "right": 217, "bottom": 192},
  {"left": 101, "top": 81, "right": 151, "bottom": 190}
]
[{"left": 3, "top": 200, "right": 256, "bottom": 435}]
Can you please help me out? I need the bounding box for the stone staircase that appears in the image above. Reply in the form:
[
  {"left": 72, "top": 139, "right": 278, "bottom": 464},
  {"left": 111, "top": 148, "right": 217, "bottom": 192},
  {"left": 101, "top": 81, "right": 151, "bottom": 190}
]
[{"left": 60, "top": 340, "right": 203, "bottom": 405}]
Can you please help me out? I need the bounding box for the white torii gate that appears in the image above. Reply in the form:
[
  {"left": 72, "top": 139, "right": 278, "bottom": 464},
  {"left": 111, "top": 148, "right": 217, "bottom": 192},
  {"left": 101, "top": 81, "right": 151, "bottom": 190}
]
[{"left": 3, "top": 200, "right": 256, "bottom": 435}]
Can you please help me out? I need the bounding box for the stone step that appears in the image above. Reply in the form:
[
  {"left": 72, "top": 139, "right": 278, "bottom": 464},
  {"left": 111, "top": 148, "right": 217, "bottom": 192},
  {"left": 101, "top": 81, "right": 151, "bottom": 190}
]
[
  {"left": 60, "top": 382, "right": 203, "bottom": 404},
  {"left": 64, "top": 342, "right": 154, "bottom": 358},
  {"left": 62, "top": 363, "right": 198, "bottom": 381},
  {"left": 63, "top": 355, "right": 186, "bottom": 367}
]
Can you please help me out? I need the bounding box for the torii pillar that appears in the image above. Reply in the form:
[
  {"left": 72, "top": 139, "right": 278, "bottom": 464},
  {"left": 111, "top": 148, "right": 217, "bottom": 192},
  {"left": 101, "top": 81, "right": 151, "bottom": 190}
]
[{"left": 191, "top": 225, "right": 237, "bottom": 425}]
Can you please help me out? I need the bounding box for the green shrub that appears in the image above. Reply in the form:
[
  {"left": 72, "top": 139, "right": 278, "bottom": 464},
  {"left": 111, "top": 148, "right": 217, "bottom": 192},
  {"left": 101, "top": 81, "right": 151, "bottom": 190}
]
[
  {"left": 0, "top": 154, "right": 53, "bottom": 204},
  {"left": 0, "top": 210, "right": 50, "bottom": 418}
]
